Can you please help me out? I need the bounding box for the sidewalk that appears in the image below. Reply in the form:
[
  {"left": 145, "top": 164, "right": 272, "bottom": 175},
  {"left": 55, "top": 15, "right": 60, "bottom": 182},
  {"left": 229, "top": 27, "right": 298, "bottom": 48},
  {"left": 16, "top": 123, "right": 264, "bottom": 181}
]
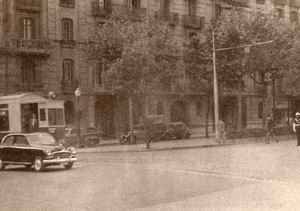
[{"left": 76, "top": 134, "right": 296, "bottom": 154}]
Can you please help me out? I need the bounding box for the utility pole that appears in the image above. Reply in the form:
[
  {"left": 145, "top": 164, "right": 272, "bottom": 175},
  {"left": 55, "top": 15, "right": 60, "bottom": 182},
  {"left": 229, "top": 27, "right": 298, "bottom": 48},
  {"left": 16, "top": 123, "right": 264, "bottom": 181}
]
[{"left": 212, "top": 28, "right": 220, "bottom": 143}]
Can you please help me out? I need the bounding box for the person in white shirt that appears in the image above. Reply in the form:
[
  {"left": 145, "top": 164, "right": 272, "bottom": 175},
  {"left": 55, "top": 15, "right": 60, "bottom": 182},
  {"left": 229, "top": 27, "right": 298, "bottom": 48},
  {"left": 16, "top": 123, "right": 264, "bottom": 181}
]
[{"left": 293, "top": 112, "right": 300, "bottom": 146}]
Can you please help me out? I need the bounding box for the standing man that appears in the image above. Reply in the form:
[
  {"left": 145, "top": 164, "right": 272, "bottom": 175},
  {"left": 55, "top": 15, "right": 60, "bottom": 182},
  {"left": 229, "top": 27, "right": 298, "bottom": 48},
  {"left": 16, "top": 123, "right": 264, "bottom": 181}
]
[
  {"left": 29, "top": 113, "right": 38, "bottom": 132},
  {"left": 218, "top": 120, "right": 226, "bottom": 144},
  {"left": 265, "top": 115, "right": 279, "bottom": 144},
  {"left": 293, "top": 112, "right": 300, "bottom": 146}
]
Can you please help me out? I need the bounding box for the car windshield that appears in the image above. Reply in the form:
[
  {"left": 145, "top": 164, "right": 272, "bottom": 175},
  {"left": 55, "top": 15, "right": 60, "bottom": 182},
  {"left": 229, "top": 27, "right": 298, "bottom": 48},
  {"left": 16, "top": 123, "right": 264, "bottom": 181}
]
[{"left": 27, "top": 133, "right": 56, "bottom": 145}]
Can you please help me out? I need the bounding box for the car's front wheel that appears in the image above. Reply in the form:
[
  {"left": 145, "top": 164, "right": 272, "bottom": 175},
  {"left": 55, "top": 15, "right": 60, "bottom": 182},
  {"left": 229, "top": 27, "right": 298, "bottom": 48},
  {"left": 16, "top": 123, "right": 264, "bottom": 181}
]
[
  {"left": 24, "top": 164, "right": 32, "bottom": 170},
  {"left": 34, "top": 157, "right": 44, "bottom": 172},
  {"left": 0, "top": 158, "right": 6, "bottom": 171},
  {"left": 64, "top": 162, "right": 73, "bottom": 170}
]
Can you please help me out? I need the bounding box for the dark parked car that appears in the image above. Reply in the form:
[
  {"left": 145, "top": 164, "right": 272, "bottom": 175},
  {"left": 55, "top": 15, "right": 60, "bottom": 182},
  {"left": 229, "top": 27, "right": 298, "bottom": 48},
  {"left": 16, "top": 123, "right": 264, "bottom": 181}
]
[
  {"left": 0, "top": 133, "right": 77, "bottom": 172},
  {"left": 162, "top": 122, "right": 191, "bottom": 140}
]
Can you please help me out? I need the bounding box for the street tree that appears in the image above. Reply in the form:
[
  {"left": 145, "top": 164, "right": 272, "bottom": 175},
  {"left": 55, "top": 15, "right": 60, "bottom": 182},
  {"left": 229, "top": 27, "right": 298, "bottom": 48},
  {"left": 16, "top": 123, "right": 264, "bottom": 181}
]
[
  {"left": 184, "top": 9, "right": 296, "bottom": 133},
  {"left": 218, "top": 10, "right": 296, "bottom": 120},
  {"left": 84, "top": 13, "right": 183, "bottom": 147}
]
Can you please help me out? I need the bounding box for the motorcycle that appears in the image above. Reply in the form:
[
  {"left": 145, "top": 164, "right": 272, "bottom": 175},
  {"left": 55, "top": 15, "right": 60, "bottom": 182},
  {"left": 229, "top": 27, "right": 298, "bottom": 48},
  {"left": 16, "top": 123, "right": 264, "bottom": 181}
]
[{"left": 119, "top": 132, "right": 137, "bottom": 145}]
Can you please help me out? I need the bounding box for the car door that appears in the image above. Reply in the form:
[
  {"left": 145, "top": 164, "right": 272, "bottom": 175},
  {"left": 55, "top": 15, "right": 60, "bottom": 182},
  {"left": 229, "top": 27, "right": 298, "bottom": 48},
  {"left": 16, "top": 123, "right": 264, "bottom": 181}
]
[
  {"left": 14, "top": 135, "right": 31, "bottom": 163},
  {"left": 0, "top": 135, "right": 15, "bottom": 162}
]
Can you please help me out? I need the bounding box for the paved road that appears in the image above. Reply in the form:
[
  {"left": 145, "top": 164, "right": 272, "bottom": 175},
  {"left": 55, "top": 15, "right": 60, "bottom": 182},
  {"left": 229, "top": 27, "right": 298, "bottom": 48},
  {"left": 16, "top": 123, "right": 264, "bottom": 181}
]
[{"left": 1, "top": 139, "right": 300, "bottom": 211}]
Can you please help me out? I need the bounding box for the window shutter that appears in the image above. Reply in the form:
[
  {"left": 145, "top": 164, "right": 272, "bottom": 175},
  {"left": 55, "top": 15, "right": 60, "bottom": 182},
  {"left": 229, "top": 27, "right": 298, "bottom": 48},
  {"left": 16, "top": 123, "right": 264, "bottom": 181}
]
[
  {"left": 31, "top": 18, "right": 35, "bottom": 39},
  {"left": 19, "top": 18, "right": 24, "bottom": 38}
]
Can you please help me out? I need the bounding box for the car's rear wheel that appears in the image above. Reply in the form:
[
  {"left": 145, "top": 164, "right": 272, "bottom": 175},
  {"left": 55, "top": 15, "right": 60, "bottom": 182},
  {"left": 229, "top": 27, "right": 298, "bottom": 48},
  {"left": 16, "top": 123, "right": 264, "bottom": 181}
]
[
  {"left": 64, "top": 162, "right": 73, "bottom": 170},
  {"left": 163, "top": 133, "right": 172, "bottom": 141},
  {"left": 184, "top": 132, "right": 190, "bottom": 139},
  {"left": 0, "top": 158, "right": 6, "bottom": 171},
  {"left": 34, "top": 157, "right": 44, "bottom": 172}
]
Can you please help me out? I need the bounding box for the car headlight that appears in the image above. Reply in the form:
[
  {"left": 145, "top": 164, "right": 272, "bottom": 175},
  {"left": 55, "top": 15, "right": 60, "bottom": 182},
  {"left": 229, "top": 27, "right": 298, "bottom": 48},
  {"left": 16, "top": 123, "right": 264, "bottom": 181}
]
[
  {"left": 67, "top": 147, "right": 76, "bottom": 154},
  {"left": 45, "top": 149, "right": 52, "bottom": 156}
]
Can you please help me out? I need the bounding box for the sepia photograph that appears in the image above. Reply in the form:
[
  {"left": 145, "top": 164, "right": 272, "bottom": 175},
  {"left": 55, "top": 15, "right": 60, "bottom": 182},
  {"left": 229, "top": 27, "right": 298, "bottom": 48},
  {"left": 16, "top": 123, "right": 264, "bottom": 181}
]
[{"left": 1, "top": 0, "right": 300, "bottom": 210}]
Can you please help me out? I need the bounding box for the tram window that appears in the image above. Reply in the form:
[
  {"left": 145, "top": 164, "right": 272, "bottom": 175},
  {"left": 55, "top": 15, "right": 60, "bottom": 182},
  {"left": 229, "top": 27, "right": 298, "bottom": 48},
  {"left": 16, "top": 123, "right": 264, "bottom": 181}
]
[
  {"left": 40, "top": 109, "right": 46, "bottom": 121},
  {"left": 0, "top": 107, "right": 9, "bottom": 131},
  {"left": 48, "top": 109, "right": 64, "bottom": 126}
]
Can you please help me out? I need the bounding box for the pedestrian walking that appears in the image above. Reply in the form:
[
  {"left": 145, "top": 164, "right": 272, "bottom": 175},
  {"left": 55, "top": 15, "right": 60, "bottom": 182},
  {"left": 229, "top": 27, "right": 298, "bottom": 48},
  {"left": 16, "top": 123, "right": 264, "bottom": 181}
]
[
  {"left": 265, "top": 115, "right": 278, "bottom": 144},
  {"left": 293, "top": 112, "right": 300, "bottom": 146},
  {"left": 218, "top": 120, "right": 226, "bottom": 144}
]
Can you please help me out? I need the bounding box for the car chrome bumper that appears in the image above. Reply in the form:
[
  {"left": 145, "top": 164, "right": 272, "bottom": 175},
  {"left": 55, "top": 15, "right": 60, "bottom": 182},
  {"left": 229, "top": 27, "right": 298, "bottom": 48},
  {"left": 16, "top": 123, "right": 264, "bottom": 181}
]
[{"left": 43, "top": 157, "right": 77, "bottom": 164}]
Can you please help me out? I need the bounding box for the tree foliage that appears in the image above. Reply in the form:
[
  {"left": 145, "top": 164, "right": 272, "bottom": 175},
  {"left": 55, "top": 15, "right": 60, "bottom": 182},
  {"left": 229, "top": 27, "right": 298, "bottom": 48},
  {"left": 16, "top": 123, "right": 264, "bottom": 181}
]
[
  {"left": 84, "top": 14, "right": 183, "bottom": 96},
  {"left": 184, "top": 9, "right": 297, "bottom": 93}
]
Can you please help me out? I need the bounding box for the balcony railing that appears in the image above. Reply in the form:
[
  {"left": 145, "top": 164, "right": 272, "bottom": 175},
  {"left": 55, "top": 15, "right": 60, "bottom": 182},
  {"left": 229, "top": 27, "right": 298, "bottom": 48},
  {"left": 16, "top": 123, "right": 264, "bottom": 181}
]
[
  {"left": 112, "top": 4, "right": 146, "bottom": 20},
  {"left": 60, "top": 40, "right": 76, "bottom": 48},
  {"left": 273, "top": 0, "right": 288, "bottom": 4},
  {"left": 0, "top": 38, "right": 50, "bottom": 56},
  {"left": 91, "top": 1, "right": 112, "bottom": 17},
  {"left": 16, "top": 0, "right": 41, "bottom": 11},
  {"left": 15, "top": 83, "right": 44, "bottom": 93},
  {"left": 257, "top": 85, "right": 267, "bottom": 96},
  {"left": 223, "top": 0, "right": 249, "bottom": 6},
  {"left": 60, "top": 0, "right": 75, "bottom": 8},
  {"left": 155, "top": 11, "right": 179, "bottom": 26},
  {"left": 183, "top": 15, "right": 205, "bottom": 30},
  {"left": 61, "top": 80, "right": 78, "bottom": 93}
]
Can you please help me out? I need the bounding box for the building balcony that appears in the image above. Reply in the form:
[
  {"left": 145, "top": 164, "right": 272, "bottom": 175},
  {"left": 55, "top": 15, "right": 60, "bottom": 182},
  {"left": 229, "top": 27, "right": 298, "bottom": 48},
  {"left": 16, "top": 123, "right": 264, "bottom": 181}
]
[
  {"left": 91, "top": 1, "right": 112, "bottom": 17},
  {"left": 273, "top": 0, "right": 288, "bottom": 4},
  {"left": 60, "top": 0, "right": 75, "bottom": 8},
  {"left": 183, "top": 15, "right": 205, "bottom": 30},
  {"left": 290, "top": 0, "right": 300, "bottom": 6},
  {"left": 223, "top": 0, "right": 249, "bottom": 7},
  {"left": 112, "top": 4, "right": 146, "bottom": 21},
  {"left": 61, "top": 80, "right": 78, "bottom": 94},
  {"left": 60, "top": 40, "right": 76, "bottom": 48},
  {"left": 257, "top": 85, "right": 267, "bottom": 96},
  {"left": 15, "top": 83, "right": 44, "bottom": 93},
  {"left": 155, "top": 11, "right": 179, "bottom": 26},
  {"left": 0, "top": 38, "right": 50, "bottom": 57},
  {"left": 16, "top": 0, "right": 41, "bottom": 12}
]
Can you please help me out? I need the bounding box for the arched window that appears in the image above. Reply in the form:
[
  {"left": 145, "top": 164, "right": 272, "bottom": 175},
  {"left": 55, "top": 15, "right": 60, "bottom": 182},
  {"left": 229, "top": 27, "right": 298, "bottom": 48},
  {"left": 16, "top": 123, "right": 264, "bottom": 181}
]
[
  {"left": 157, "top": 102, "right": 164, "bottom": 115},
  {"left": 21, "top": 59, "right": 37, "bottom": 83},
  {"left": 63, "top": 59, "right": 74, "bottom": 82},
  {"left": 62, "top": 18, "right": 73, "bottom": 40}
]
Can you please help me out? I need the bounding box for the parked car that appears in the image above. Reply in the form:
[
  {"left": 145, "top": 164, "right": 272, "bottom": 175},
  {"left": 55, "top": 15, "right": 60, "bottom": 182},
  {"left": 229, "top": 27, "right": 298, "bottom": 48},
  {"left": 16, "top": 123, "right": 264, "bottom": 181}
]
[
  {"left": 119, "top": 115, "right": 166, "bottom": 144},
  {"left": 162, "top": 122, "right": 191, "bottom": 140},
  {"left": 63, "top": 126, "right": 101, "bottom": 148},
  {"left": 0, "top": 133, "right": 77, "bottom": 172}
]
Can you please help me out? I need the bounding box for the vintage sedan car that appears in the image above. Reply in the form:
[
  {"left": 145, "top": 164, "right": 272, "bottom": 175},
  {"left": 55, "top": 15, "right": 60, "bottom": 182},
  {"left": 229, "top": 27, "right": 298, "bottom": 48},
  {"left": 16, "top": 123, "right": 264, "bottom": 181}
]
[
  {"left": 0, "top": 133, "right": 77, "bottom": 172},
  {"left": 162, "top": 122, "right": 191, "bottom": 140}
]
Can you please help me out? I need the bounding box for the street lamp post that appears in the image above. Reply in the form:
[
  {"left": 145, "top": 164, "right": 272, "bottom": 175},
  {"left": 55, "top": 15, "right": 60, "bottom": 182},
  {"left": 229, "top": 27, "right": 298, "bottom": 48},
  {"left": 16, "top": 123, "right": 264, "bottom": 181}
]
[
  {"left": 212, "top": 29, "right": 220, "bottom": 143},
  {"left": 75, "top": 87, "right": 81, "bottom": 147}
]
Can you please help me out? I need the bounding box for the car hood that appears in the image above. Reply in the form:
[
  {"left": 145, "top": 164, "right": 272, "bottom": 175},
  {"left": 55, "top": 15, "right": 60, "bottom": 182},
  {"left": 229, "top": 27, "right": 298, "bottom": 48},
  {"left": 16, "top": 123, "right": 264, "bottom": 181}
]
[{"left": 31, "top": 144, "right": 65, "bottom": 152}]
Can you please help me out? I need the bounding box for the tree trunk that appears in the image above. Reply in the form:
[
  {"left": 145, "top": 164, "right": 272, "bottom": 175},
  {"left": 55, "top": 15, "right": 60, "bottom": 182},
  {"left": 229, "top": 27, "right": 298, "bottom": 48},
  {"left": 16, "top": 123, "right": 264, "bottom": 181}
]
[
  {"left": 128, "top": 96, "right": 134, "bottom": 144},
  {"left": 205, "top": 93, "right": 211, "bottom": 138}
]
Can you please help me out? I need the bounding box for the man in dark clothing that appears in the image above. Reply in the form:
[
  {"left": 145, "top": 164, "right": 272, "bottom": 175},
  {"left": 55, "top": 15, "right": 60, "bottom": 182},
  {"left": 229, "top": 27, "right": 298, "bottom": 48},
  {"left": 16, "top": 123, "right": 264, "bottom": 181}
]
[
  {"left": 293, "top": 112, "right": 300, "bottom": 146},
  {"left": 265, "top": 115, "right": 278, "bottom": 144}
]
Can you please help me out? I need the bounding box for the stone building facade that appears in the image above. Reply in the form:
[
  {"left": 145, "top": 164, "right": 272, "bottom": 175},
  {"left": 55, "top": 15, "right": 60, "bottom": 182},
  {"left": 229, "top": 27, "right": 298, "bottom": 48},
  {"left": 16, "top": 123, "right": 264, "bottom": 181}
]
[{"left": 0, "top": 0, "right": 298, "bottom": 138}]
